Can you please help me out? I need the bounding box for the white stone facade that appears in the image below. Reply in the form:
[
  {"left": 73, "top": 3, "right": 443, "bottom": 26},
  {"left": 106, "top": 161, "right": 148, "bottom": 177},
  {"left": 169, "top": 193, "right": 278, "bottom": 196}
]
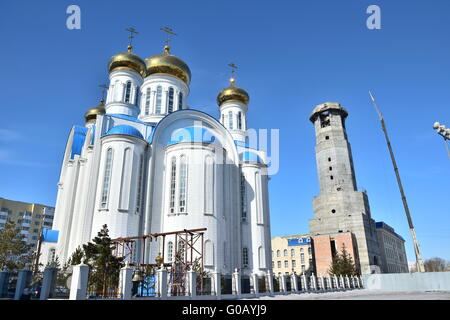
[{"left": 49, "top": 46, "right": 272, "bottom": 278}]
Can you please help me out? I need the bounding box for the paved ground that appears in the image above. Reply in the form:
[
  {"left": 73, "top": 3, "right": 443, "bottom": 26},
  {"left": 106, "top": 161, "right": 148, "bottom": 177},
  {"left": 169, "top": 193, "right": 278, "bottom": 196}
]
[{"left": 243, "top": 289, "right": 450, "bottom": 300}]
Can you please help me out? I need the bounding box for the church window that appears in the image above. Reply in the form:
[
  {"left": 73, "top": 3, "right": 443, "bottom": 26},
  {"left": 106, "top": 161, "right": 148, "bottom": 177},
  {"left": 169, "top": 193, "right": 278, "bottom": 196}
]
[
  {"left": 179, "top": 155, "right": 187, "bottom": 213},
  {"left": 155, "top": 86, "right": 162, "bottom": 114},
  {"left": 238, "top": 112, "right": 242, "bottom": 129},
  {"left": 101, "top": 148, "right": 113, "bottom": 208},
  {"left": 243, "top": 247, "right": 249, "bottom": 267},
  {"left": 168, "top": 87, "right": 174, "bottom": 113},
  {"left": 328, "top": 157, "right": 331, "bottom": 162},
  {"left": 136, "top": 155, "right": 144, "bottom": 213},
  {"left": 178, "top": 92, "right": 183, "bottom": 109},
  {"left": 329, "top": 166, "right": 332, "bottom": 171},
  {"left": 48, "top": 248, "right": 56, "bottom": 264},
  {"left": 204, "top": 156, "right": 214, "bottom": 214},
  {"left": 228, "top": 111, "right": 233, "bottom": 129},
  {"left": 124, "top": 81, "right": 132, "bottom": 103},
  {"left": 119, "top": 148, "right": 131, "bottom": 210},
  {"left": 169, "top": 157, "right": 176, "bottom": 213},
  {"left": 167, "top": 241, "right": 173, "bottom": 263},
  {"left": 330, "top": 175, "right": 334, "bottom": 180},
  {"left": 240, "top": 171, "right": 247, "bottom": 221},
  {"left": 144, "top": 88, "right": 151, "bottom": 115}
]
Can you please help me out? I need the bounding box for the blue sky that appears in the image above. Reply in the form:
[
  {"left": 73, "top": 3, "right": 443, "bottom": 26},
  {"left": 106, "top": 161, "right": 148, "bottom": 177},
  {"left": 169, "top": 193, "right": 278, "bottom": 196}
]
[{"left": 0, "top": 0, "right": 449, "bottom": 261}]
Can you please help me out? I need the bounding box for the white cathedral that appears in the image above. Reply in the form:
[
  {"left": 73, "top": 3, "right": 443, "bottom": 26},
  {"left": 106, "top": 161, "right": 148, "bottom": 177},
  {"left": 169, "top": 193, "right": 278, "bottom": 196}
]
[{"left": 45, "top": 41, "right": 272, "bottom": 277}]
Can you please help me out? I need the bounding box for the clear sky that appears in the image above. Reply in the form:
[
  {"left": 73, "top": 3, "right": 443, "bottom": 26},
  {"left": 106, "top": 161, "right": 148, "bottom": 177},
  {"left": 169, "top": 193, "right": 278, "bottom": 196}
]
[{"left": 0, "top": 0, "right": 449, "bottom": 262}]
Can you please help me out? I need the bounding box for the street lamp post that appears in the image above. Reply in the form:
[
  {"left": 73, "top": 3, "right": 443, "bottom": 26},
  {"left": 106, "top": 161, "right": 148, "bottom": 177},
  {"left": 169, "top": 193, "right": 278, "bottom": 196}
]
[{"left": 433, "top": 122, "right": 450, "bottom": 159}]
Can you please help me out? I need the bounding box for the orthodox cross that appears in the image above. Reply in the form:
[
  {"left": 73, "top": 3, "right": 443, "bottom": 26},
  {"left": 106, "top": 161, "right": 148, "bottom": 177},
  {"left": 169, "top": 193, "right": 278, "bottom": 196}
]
[
  {"left": 99, "top": 84, "right": 108, "bottom": 102},
  {"left": 228, "top": 62, "right": 238, "bottom": 78},
  {"left": 125, "top": 27, "right": 139, "bottom": 48},
  {"left": 160, "top": 26, "right": 177, "bottom": 47}
]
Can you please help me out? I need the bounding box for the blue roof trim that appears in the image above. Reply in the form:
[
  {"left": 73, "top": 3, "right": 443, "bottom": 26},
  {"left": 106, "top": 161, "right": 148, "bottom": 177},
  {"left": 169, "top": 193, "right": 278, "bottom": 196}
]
[
  {"left": 42, "top": 228, "right": 59, "bottom": 243},
  {"left": 106, "top": 113, "right": 148, "bottom": 125},
  {"left": 70, "top": 126, "right": 88, "bottom": 159},
  {"left": 241, "top": 151, "right": 263, "bottom": 164},
  {"left": 105, "top": 125, "right": 144, "bottom": 139},
  {"left": 167, "top": 126, "right": 216, "bottom": 145}
]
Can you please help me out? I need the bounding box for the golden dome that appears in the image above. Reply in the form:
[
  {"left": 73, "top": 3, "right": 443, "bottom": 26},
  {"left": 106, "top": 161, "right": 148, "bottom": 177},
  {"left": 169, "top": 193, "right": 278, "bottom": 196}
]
[
  {"left": 108, "top": 45, "right": 146, "bottom": 77},
  {"left": 217, "top": 78, "right": 249, "bottom": 106},
  {"left": 84, "top": 99, "right": 106, "bottom": 122},
  {"left": 145, "top": 45, "right": 191, "bottom": 85}
]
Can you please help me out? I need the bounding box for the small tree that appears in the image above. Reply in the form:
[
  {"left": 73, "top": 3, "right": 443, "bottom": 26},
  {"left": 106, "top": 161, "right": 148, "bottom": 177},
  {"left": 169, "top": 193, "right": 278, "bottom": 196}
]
[
  {"left": 82, "top": 224, "right": 123, "bottom": 297},
  {"left": 328, "top": 244, "right": 357, "bottom": 276},
  {"left": 0, "top": 221, "right": 34, "bottom": 271},
  {"left": 67, "top": 246, "right": 84, "bottom": 266}
]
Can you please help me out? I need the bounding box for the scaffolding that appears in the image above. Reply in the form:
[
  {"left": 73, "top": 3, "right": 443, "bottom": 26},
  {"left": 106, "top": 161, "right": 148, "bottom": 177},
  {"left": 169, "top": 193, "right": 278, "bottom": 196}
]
[{"left": 111, "top": 228, "right": 206, "bottom": 296}]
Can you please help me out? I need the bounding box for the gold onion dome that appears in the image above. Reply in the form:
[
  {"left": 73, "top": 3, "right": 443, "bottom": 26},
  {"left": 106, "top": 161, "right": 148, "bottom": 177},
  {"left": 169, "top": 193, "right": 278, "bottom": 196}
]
[
  {"left": 145, "top": 45, "right": 191, "bottom": 85},
  {"left": 84, "top": 99, "right": 106, "bottom": 122},
  {"left": 217, "top": 78, "right": 249, "bottom": 106},
  {"left": 108, "top": 45, "right": 146, "bottom": 77}
]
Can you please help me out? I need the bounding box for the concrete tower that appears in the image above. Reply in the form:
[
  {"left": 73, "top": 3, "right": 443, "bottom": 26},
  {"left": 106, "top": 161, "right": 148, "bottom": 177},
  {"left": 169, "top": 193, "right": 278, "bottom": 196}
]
[{"left": 309, "top": 102, "right": 381, "bottom": 276}]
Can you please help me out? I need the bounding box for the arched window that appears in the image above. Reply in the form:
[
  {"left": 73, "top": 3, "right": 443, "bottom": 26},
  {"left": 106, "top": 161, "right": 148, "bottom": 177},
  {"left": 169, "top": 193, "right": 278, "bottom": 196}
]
[
  {"left": 48, "top": 248, "right": 56, "bottom": 264},
  {"left": 283, "top": 249, "right": 287, "bottom": 257},
  {"left": 238, "top": 112, "right": 242, "bottom": 129},
  {"left": 124, "top": 81, "right": 132, "bottom": 103},
  {"left": 204, "top": 156, "right": 214, "bottom": 214},
  {"left": 242, "top": 247, "right": 249, "bottom": 267},
  {"left": 119, "top": 148, "right": 131, "bottom": 210},
  {"left": 228, "top": 111, "right": 233, "bottom": 129},
  {"left": 300, "top": 248, "right": 304, "bottom": 253},
  {"left": 222, "top": 114, "right": 225, "bottom": 125},
  {"left": 308, "top": 247, "right": 312, "bottom": 255},
  {"left": 167, "top": 241, "right": 173, "bottom": 263},
  {"left": 136, "top": 155, "right": 144, "bottom": 213},
  {"left": 291, "top": 249, "right": 295, "bottom": 256},
  {"left": 178, "top": 92, "right": 183, "bottom": 109},
  {"left": 168, "top": 87, "right": 174, "bottom": 113},
  {"left": 169, "top": 157, "right": 176, "bottom": 213},
  {"left": 114, "top": 80, "right": 121, "bottom": 101},
  {"left": 144, "top": 88, "right": 151, "bottom": 115},
  {"left": 240, "top": 171, "right": 247, "bottom": 220},
  {"left": 300, "top": 253, "right": 305, "bottom": 264},
  {"left": 276, "top": 250, "right": 280, "bottom": 257},
  {"left": 155, "top": 86, "right": 162, "bottom": 114},
  {"left": 101, "top": 148, "right": 113, "bottom": 208},
  {"left": 178, "top": 155, "right": 187, "bottom": 213}
]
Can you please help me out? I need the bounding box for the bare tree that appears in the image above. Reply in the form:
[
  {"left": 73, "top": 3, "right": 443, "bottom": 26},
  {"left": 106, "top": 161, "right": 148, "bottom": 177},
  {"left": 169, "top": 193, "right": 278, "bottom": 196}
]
[{"left": 424, "top": 257, "right": 448, "bottom": 272}]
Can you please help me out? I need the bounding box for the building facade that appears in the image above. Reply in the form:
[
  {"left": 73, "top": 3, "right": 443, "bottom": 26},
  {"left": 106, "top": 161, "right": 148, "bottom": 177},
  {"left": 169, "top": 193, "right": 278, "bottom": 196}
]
[
  {"left": 45, "top": 41, "right": 272, "bottom": 278},
  {"left": 376, "top": 222, "right": 408, "bottom": 273},
  {"left": 271, "top": 234, "right": 314, "bottom": 275},
  {"left": 0, "top": 197, "right": 54, "bottom": 250},
  {"left": 308, "top": 102, "right": 382, "bottom": 276}
]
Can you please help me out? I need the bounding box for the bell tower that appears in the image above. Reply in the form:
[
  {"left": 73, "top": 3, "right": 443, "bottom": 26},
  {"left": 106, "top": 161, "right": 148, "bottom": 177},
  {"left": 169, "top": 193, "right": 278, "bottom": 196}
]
[{"left": 309, "top": 102, "right": 382, "bottom": 276}]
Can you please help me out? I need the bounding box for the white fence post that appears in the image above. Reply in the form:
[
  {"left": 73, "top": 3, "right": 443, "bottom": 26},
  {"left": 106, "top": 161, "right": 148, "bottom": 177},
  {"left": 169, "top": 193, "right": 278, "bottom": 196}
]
[
  {"left": 232, "top": 269, "right": 241, "bottom": 297},
  {"left": 251, "top": 273, "right": 259, "bottom": 295},
  {"left": 14, "top": 269, "right": 32, "bottom": 300},
  {"left": 291, "top": 273, "right": 298, "bottom": 292},
  {"left": 119, "top": 264, "right": 133, "bottom": 300},
  {"left": 212, "top": 272, "right": 221, "bottom": 299},
  {"left": 69, "top": 264, "right": 89, "bottom": 300},
  {"left": 188, "top": 270, "right": 196, "bottom": 298},
  {"left": 157, "top": 268, "right": 168, "bottom": 299}
]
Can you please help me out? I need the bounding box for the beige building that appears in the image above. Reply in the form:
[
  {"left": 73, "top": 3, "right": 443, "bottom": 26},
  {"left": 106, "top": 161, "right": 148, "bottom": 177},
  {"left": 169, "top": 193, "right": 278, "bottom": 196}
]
[
  {"left": 271, "top": 234, "right": 314, "bottom": 275},
  {"left": 0, "top": 197, "right": 55, "bottom": 250}
]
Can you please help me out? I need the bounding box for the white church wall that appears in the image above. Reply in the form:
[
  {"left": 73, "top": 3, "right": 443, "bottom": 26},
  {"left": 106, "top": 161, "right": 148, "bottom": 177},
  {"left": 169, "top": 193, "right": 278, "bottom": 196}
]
[{"left": 106, "top": 69, "right": 143, "bottom": 117}]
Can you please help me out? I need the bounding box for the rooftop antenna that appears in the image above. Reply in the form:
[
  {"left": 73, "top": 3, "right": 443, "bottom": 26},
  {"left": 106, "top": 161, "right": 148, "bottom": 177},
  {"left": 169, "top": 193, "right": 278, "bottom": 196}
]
[
  {"left": 160, "top": 26, "right": 177, "bottom": 52},
  {"left": 369, "top": 90, "right": 425, "bottom": 272},
  {"left": 125, "top": 27, "right": 139, "bottom": 51}
]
